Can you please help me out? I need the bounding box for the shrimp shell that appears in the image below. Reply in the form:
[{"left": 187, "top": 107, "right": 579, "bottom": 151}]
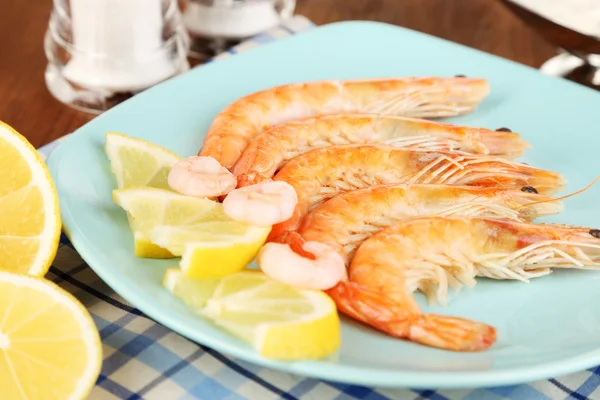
[
  {"left": 269, "top": 144, "right": 566, "bottom": 242},
  {"left": 233, "top": 114, "right": 530, "bottom": 188},
  {"left": 292, "top": 183, "right": 563, "bottom": 263},
  {"left": 328, "top": 216, "right": 600, "bottom": 351},
  {"left": 199, "top": 77, "right": 491, "bottom": 169}
]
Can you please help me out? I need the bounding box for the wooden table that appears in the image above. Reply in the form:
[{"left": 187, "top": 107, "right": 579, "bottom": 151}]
[{"left": 0, "top": 0, "right": 558, "bottom": 148}]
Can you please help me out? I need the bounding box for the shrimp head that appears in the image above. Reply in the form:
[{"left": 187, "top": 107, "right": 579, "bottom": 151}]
[
  {"left": 257, "top": 241, "right": 347, "bottom": 290},
  {"left": 223, "top": 181, "right": 298, "bottom": 226},
  {"left": 168, "top": 156, "right": 236, "bottom": 197}
]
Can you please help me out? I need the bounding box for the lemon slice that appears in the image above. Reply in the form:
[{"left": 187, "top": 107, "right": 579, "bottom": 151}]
[
  {"left": 162, "top": 268, "right": 221, "bottom": 309},
  {"left": 104, "top": 131, "right": 181, "bottom": 190},
  {"left": 200, "top": 271, "right": 341, "bottom": 360},
  {"left": 0, "top": 271, "right": 102, "bottom": 399},
  {"left": 105, "top": 132, "right": 182, "bottom": 258},
  {"left": 151, "top": 224, "right": 271, "bottom": 279},
  {"left": 112, "top": 187, "right": 220, "bottom": 240},
  {"left": 0, "top": 121, "right": 61, "bottom": 276},
  {"left": 113, "top": 187, "right": 271, "bottom": 276},
  {"left": 112, "top": 186, "right": 218, "bottom": 258}
]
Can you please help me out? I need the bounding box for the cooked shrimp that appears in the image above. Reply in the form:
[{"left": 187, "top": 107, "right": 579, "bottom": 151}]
[
  {"left": 268, "top": 144, "right": 566, "bottom": 242},
  {"left": 289, "top": 183, "right": 563, "bottom": 264},
  {"left": 199, "top": 77, "right": 491, "bottom": 169},
  {"left": 328, "top": 216, "right": 600, "bottom": 351},
  {"left": 168, "top": 156, "right": 236, "bottom": 197},
  {"left": 223, "top": 181, "right": 298, "bottom": 226},
  {"left": 233, "top": 114, "right": 529, "bottom": 187},
  {"left": 257, "top": 241, "right": 347, "bottom": 290}
]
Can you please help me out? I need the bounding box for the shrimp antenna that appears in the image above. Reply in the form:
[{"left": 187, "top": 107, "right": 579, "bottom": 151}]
[{"left": 516, "top": 173, "right": 600, "bottom": 210}]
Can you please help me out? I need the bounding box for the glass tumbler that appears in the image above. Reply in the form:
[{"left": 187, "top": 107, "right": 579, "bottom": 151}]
[
  {"left": 44, "top": 0, "right": 191, "bottom": 114},
  {"left": 181, "top": 0, "right": 296, "bottom": 61}
]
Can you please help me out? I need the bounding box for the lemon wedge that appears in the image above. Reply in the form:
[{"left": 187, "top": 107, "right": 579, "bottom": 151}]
[
  {"left": 112, "top": 187, "right": 220, "bottom": 242},
  {"left": 0, "top": 120, "right": 61, "bottom": 276},
  {"left": 104, "top": 131, "right": 181, "bottom": 190},
  {"left": 113, "top": 187, "right": 271, "bottom": 276},
  {"left": 112, "top": 186, "right": 218, "bottom": 258},
  {"left": 105, "top": 132, "right": 182, "bottom": 258},
  {"left": 162, "top": 267, "right": 221, "bottom": 309},
  {"left": 0, "top": 271, "right": 102, "bottom": 399},
  {"left": 170, "top": 270, "right": 341, "bottom": 360},
  {"left": 151, "top": 224, "right": 271, "bottom": 279}
]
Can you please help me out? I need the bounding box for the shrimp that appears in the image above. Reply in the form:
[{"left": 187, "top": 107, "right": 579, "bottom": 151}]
[
  {"left": 257, "top": 241, "right": 347, "bottom": 290},
  {"left": 199, "top": 77, "right": 491, "bottom": 169},
  {"left": 223, "top": 181, "right": 298, "bottom": 226},
  {"left": 328, "top": 216, "right": 600, "bottom": 351},
  {"left": 233, "top": 114, "right": 530, "bottom": 187},
  {"left": 258, "top": 183, "right": 562, "bottom": 293},
  {"left": 289, "top": 183, "right": 563, "bottom": 264},
  {"left": 267, "top": 144, "right": 566, "bottom": 242},
  {"left": 168, "top": 156, "right": 236, "bottom": 197}
]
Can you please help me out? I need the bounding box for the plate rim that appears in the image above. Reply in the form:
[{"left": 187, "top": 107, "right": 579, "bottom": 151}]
[{"left": 47, "top": 20, "right": 600, "bottom": 390}]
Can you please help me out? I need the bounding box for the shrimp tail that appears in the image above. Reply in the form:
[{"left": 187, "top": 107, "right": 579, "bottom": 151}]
[
  {"left": 267, "top": 206, "right": 306, "bottom": 242},
  {"left": 408, "top": 314, "right": 496, "bottom": 352},
  {"left": 327, "top": 282, "right": 496, "bottom": 352},
  {"left": 277, "top": 230, "right": 346, "bottom": 262},
  {"left": 279, "top": 231, "right": 311, "bottom": 257}
]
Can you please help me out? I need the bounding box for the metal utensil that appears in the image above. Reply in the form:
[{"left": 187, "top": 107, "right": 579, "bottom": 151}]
[{"left": 499, "top": 0, "right": 600, "bottom": 89}]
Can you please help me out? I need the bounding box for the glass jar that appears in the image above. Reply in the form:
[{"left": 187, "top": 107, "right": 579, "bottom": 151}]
[
  {"left": 181, "top": 0, "right": 296, "bottom": 60},
  {"left": 44, "top": 0, "right": 191, "bottom": 114}
]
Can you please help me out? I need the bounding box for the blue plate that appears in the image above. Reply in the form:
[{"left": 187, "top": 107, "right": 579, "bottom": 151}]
[{"left": 47, "top": 21, "right": 600, "bottom": 389}]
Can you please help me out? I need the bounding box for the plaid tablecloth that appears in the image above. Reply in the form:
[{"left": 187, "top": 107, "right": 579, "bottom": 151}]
[{"left": 38, "top": 15, "right": 600, "bottom": 400}]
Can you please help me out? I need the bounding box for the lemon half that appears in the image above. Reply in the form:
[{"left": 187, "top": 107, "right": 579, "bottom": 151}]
[
  {"left": 0, "top": 121, "right": 61, "bottom": 276},
  {"left": 0, "top": 271, "right": 102, "bottom": 400}
]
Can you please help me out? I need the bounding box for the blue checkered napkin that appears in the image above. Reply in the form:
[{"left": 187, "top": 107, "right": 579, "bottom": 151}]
[{"left": 38, "top": 15, "right": 599, "bottom": 400}]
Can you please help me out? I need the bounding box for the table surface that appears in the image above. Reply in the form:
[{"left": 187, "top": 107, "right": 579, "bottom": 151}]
[{"left": 0, "top": 0, "right": 558, "bottom": 148}]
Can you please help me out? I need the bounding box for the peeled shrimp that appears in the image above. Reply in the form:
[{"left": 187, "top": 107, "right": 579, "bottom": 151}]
[
  {"left": 329, "top": 216, "right": 600, "bottom": 351},
  {"left": 290, "top": 183, "right": 563, "bottom": 264},
  {"left": 222, "top": 181, "right": 298, "bottom": 226},
  {"left": 168, "top": 156, "right": 236, "bottom": 197},
  {"left": 233, "top": 114, "right": 529, "bottom": 187},
  {"left": 199, "top": 77, "right": 491, "bottom": 169},
  {"left": 257, "top": 241, "right": 347, "bottom": 290},
  {"left": 268, "top": 144, "right": 566, "bottom": 242}
]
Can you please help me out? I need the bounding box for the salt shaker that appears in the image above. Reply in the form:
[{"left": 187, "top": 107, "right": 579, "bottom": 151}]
[
  {"left": 44, "top": 0, "right": 191, "bottom": 114},
  {"left": 181, "top": 0, "right": 296, "bottom": 60}
]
